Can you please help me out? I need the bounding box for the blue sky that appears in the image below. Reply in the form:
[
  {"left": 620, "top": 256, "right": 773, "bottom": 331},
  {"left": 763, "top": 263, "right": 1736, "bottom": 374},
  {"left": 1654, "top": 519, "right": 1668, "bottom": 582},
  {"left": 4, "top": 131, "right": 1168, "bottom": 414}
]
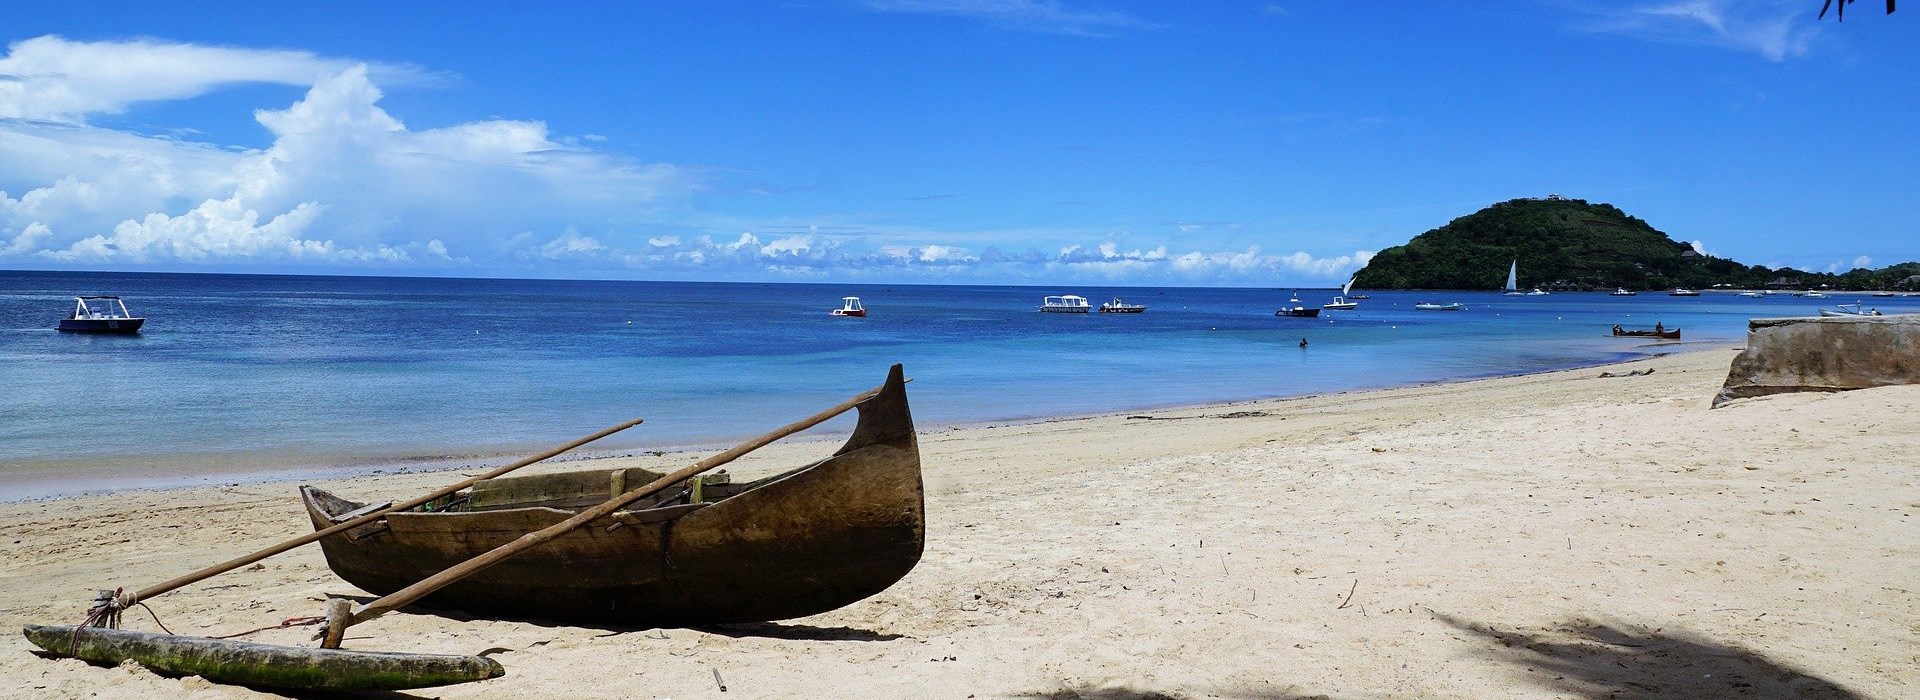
[{"left": 0, "top": 2, "right": 1912, "bottom": 285}]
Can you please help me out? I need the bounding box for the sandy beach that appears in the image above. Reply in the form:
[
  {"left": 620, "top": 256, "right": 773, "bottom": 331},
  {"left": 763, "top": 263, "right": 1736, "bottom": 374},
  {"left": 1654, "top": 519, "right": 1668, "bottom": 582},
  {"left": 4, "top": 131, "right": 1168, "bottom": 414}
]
[{"left": 2, "top": 346, "right": 1914, "bottom": 699}]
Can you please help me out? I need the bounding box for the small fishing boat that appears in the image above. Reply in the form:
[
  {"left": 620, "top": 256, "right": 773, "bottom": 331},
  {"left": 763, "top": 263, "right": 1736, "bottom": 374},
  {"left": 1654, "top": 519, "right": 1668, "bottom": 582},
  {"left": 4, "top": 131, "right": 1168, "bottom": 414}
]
[
  {"left": 1276, "top": 292, "right": 1321, "bottom": 318},
  {"left": 1414, "top": 302, "right": 1464, "bottom": 311},
  {"left": 1323, "top": 277, "right": 1359, "bottom": 310},
  {"left": 1668, "top": 288, "right": 1701, "bottom": 297},
  {"left": 1871, "top": 291, "right": 1896, "bottom": 297},
  {"left": 301, "top": 365, "right": 922, "bottom": 626},
  {"left": 57, "top": 296, "right": 144, "bottom": 334},
  {"left": 1610, "top": 288, "right": 1638, "bottom": 296},
  {"left": 1612, "top": 324, "right": 1680, "bottom": 339},
  {"left": 830, "top": 296, "right": 867, "bottom": 317},
  {"left": 1099, "top": 297, "right": 1146, "bottom": 313},
  {"left": 1040, "top": 295, "right": 1091, "bottom": 313},
  {"left": 1819, "top": 303, "right": 1882, "bottom": 317}
]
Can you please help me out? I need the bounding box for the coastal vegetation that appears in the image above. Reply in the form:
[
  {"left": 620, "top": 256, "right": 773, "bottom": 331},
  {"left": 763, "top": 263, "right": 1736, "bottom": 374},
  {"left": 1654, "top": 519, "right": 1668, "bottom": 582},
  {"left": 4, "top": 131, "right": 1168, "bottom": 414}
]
[{"left": 1355, "top": 197, "right": 1919, "bottom": 291}]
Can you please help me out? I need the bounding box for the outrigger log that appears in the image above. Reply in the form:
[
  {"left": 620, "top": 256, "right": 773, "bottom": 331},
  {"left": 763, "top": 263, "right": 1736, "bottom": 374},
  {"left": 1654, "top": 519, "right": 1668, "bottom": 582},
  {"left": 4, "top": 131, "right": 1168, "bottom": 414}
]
[{"left": 22, "top": 366, "right": 909, "bottom": 691}]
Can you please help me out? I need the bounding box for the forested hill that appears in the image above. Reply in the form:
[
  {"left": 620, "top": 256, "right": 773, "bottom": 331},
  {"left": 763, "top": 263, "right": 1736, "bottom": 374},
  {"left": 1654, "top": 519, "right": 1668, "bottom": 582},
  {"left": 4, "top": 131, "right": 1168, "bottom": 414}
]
[{"left": 1353, "top": 197, "right": 1918, "bottom": 291}]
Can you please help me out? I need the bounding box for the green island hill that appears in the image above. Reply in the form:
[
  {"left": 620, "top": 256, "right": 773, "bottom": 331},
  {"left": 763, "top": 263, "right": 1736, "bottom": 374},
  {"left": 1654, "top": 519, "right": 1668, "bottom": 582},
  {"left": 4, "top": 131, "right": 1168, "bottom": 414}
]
[{"left": 1354, "top": 196, "right": 1919, "bottom": 292}]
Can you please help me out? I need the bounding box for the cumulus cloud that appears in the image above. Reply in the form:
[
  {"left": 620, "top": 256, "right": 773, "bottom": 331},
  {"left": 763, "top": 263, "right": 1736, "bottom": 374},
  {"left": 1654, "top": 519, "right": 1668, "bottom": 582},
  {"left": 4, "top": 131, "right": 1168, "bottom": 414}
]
[
  {"left": 0, "top": 37, "right": 690, "bottom": 267},
  {"left": 1853, "top": 255, "right": 1872, "bottom": 269},
  {"left": 0, "top": 34, "right": 1375, "bottom": 285}
]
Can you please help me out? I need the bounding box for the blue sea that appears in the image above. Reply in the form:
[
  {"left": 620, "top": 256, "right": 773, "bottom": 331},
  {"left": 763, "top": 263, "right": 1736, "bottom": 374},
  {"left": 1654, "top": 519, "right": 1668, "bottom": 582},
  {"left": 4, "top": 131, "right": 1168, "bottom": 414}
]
[{"left": 5, "top": 270, "right": 1913, "bottom": 500}]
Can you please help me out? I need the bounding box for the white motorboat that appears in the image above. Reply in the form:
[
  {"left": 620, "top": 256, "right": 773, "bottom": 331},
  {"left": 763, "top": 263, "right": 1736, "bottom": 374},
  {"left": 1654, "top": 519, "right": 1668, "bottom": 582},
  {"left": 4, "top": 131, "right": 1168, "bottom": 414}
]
[
  {"left": 1819, "top": 303, "right": 1882, "bottom": 317},
  {"left": 1040, "top": 295, "right": 1091, "bottom": 313}
]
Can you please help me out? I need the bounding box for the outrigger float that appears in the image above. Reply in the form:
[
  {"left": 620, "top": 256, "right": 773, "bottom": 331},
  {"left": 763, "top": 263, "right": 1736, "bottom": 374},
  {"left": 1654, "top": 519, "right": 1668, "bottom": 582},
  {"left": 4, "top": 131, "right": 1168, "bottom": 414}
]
[{"left": 23, "top": 366, "right": 920, "bottom": 692}]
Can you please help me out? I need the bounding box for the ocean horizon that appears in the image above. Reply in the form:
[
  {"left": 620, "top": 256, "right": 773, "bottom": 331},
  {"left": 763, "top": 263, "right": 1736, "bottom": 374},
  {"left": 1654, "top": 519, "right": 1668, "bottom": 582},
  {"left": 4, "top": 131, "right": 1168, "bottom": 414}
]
[{"left": 5, "top": 269, "right": 1913, "bottom": 501}]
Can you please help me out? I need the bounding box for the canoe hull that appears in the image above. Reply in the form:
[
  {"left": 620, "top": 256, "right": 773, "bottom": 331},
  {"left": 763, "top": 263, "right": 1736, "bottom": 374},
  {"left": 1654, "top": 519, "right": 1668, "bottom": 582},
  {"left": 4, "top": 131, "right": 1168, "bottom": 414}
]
[
  {"left": 22, "top": 624, "right": 502, "bottom": 691},
  {"left": 304, "top": 366, "right": 923, "bottom": 626}
]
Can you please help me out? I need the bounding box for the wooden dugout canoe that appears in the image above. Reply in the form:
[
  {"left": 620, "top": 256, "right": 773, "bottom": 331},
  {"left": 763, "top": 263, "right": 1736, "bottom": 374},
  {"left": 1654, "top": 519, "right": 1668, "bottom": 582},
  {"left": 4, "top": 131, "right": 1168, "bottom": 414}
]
[{"left": 301, "top": 365, "right": 922, "bottom": 626}]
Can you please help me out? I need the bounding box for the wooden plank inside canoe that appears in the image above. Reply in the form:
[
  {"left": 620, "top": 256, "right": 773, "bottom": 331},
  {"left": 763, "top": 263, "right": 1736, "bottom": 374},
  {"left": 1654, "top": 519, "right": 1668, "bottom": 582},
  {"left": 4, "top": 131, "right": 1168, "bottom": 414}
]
[{"left": 22, "top": 624, "right": 503, "bottom": 692}]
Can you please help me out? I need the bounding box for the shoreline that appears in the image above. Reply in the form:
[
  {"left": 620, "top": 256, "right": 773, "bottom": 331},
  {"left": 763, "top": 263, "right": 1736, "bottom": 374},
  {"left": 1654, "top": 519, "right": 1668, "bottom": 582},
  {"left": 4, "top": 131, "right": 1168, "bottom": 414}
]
[
  {"left": 5, "top": 342, "right": 1915, "bottom": 698},
  {"left": 0, "top": 342, "right": 1719, "bottom": 504}
]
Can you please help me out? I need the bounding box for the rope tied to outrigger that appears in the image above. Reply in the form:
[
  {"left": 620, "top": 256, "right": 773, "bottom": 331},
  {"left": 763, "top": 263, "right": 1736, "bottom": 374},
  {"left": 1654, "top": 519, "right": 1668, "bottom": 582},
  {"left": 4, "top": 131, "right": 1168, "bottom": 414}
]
[
  {"left": 69, "top": 587, "right": 174, "bottom": 653},
  {"left": 212, "top": 615, "right": 327, "bottom": 640}
]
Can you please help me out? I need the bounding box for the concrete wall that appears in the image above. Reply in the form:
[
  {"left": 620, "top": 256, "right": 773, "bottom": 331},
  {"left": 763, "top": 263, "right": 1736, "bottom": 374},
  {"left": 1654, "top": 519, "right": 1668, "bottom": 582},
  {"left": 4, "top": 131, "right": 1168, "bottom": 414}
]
[{"left": 1714, "top": 315, "right": 1920, "bottom": 407}]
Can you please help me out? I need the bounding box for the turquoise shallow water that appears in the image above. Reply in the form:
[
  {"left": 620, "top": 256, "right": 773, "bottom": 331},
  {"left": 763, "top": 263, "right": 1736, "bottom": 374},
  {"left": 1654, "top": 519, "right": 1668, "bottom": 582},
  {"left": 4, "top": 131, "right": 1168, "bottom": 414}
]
[{"left": 4, "top": 270, "right": 1913, "bottom": 499}]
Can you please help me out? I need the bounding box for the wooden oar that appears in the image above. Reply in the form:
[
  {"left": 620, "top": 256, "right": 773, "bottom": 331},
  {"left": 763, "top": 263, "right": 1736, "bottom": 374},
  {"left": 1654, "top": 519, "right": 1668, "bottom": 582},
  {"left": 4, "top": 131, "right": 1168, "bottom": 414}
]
[
  {"left": 323, "top": 379, "right": 891, "bottom": 641},
  {"left": 128, "top": 416, "right": 646, "bottom": 606}
]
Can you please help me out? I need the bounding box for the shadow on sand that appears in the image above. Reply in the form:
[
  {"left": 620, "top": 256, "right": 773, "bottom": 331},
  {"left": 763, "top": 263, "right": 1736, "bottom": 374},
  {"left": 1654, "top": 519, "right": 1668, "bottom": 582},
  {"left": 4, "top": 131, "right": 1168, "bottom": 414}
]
[
  {"left": 321, "top": 592, "right": 902, "bottom": 641},
  {"left": 1016, "top": 690, "right": 1331, "bottom": 700},
  {"left": 693, "top": 621, "right": 904, "bottom": 641},
  {"left": 1438, "top": 613, "right": 1865, "bottom": 700}
]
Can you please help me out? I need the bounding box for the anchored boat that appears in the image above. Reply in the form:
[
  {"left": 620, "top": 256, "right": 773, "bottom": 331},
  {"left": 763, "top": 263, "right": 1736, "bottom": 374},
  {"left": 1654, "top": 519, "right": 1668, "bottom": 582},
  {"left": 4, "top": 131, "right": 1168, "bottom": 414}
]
[
  {"left": 1040, "top": 295, "right": 1091, "bottom": 313},
  {"left": 1612, "top": 324, "right": 1680, "bottom": 339},
  {"left": 830, "top": 296, "right": 867, "bottom": 317},
  {"left": 1276, "top": 292, "right": 1321, "bottom": 318},
  {"left": 57, "top": 296, "right": 144, "bottom": 334}
]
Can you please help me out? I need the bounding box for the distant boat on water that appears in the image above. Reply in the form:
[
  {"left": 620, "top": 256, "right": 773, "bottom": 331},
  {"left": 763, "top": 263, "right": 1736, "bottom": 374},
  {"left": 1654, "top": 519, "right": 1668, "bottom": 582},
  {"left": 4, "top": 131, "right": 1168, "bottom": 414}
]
[
  {"left": 1612, "top": 323, "right": 1679, "bottom": 339},
  {"left": 1276, "top": 292, "right": 1321, "bottom": 318},
  {"left": 1323, "top": 277, "right": 1359, "bottom": 310},
  {"left": 1610, "top": 288, "right": 1637, "bottom": 296},
  {"left": 1501, "top": 261, "right": 1548, "bottom": 296},
  {"left": 1414, "top": 302, "right": 1464, "bottom": 311},
  {"left": 1668, "top": 288, "right": 1701, "bottom": 297},
  {"left": 1099, "top": 297, "right": 1146, "bottom": 313},
  {"left": 1039, "top": 295, "right": 1091, "bottom": 313},
  {"left": 1819, "top": 303, "right": 1882, "bottom": 317},
  {"left": 57, "top": 296, "right": 144, "bottom": 334},
  {"left": 829, "top": 296, "right": 866, "bottom": 317},
  {"left": 1737, "top": 291, "right": 1765, "bottom": 298}
]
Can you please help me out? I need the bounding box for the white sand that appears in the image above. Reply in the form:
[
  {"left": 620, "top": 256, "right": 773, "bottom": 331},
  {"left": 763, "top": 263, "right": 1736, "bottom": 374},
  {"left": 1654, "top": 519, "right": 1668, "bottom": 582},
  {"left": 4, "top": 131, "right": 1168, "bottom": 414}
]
[{"left": 2, "top": 347, "right": 1915, "bottom": 699}]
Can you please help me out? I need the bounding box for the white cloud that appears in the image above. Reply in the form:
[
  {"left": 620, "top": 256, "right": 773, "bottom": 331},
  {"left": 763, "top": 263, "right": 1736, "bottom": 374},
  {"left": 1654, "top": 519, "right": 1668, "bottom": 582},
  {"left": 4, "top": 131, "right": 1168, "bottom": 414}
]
[
  {"left": 0, "top": 34, "right": 1377, "bottom": 285},
  {"left": 538, "top": 229, "right": 605, "bottom": 259},
  {"left": 0, "top": 37, "right": 692, "bottom": 267},
  {"left": 1690, "top": 239, "right": 1710, "bottom": 255},
  {"left": 0, "top": 35, "right": 433, "bottom": 123},
  {"left": 916, "top": 244, "right": 975, "bottom": 263},
  {"left": 4, "top": 221, "right": 51, "bottom": 254},
  {"left": 760, "top": 234, "right": 813, "bottom": 256},
  {"left": 1853, "top": 255, "right": 1872, "bottom": 269},
  {"left": 861, "top": 0, "right": 1153, "bottom": 36},
  {"left": 1565, "top": 0, "right": 1818, "bottom": 61}
]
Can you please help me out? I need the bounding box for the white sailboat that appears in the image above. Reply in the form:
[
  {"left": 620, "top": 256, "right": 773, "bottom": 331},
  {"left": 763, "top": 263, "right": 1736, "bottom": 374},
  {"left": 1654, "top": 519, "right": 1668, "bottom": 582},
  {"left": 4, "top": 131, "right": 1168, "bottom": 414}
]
[
  {"left": 1323, "top": 276, "right": 1359, "bottom": 310},
  {"left": 1502, "top": 259, "right": 1547, "bottom": 296}
]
